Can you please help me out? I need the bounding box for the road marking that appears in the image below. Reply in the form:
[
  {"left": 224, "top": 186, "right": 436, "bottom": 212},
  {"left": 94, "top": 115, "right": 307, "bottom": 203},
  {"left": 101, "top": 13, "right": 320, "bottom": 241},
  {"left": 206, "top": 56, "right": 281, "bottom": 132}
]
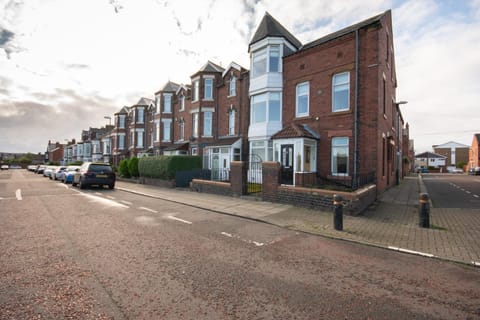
[
  {"left": 57, "top": 183, "right": 69, "bottom": 189},
  {"left": 466, "top": 191, "right": 471, "bottom": 194},
  {"left": 167, "top": 215, "right": 192, "bottom": 224},
  {"left": 80, "top": 193, "right": 129, "bottom": 209},
  {"left": 221, "top": 232, "right": 265, "bottom": 247},
  {"left": 15, "top": 189, "right": 22, "bottom": 200},
  {"left": 388, "top": 246, "right": 434, "bottom": 258},
  {"left": 120, "top": 200, "right": 133, "bottom": 205},
  {"left": 474, "top": 195, "right": 479, "bottom": 198},
  {"left": 139, "top": 207, "right": 158, "bottom": 214}
]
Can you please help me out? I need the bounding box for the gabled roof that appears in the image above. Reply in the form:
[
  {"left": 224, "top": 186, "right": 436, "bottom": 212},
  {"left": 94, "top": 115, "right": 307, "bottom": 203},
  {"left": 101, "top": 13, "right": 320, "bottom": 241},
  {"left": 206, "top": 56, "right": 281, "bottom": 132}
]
[
  {"left": 300, "top": 11, "right": 388, "bottom": 52},
  {"left": 271, "top": 123, "right": 320, "bottom": 140},
  {"left": 114, "top": 106, "right": 129, "bottom": 115},
  {"left": 433, "top": 141, "right": 469, "bottom": 149},
  {"left": 221, "top": 61, "right": 245, "bottom": 78},
  {"left": 414, "top": 152, "right": 446, "bottom": 159},
  {"left": 249, "top": 12, "right": 302, "bottom": 50},
  {"left": 198, "top": 60, "right": 224, "bottom": 73},
  {"left": 136, "top": 97, "right": 154, "bottom": 106},
  {"left": 157, "top": 81, "right": 180, "bottom": 93},
  {"left": 474, "top": 134, "right": 480, "bottom": 144}
]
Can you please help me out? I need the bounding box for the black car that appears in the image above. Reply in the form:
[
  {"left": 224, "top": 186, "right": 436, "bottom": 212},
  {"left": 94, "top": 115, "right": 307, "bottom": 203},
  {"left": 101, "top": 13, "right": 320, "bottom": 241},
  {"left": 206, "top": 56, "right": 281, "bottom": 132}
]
[{"left": 72, "top": 162, "right": 115, "bottom": 189}]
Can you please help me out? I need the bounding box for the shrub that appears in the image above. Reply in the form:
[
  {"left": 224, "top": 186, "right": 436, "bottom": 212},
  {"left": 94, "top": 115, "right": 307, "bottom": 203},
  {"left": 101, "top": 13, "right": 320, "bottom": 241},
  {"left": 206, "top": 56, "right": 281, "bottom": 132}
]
[
  {"left": 128, "top": 157, "right": 139, "bottom": 177},
  {"left": 139, "top": 155, "right": 202, "bottom": 179},
  {"left": 119, "top": 159, "right": 130, "bottom": 178}
]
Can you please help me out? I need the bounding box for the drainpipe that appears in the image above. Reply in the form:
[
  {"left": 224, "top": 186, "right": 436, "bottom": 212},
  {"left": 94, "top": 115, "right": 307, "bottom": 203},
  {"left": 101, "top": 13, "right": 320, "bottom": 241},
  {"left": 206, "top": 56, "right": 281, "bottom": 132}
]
[{"left": 353, "top": 29, "right": 359, "bottom": 188}]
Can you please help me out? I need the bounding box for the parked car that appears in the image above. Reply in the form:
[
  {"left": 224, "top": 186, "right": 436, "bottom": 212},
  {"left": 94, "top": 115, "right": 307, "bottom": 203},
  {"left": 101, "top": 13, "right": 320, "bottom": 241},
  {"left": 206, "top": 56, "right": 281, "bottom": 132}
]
[
  {"left": 1, "top": 164, "right": 8, "bottom": 170},
  {"left": 43, "top": 166, "right": 58, "bottom": 178},
  {"left": 28, "top": 165, "right": 38, "bottom": 171},
  {"left": 52, "top": 166, "right": 67, "bottom": 180},
  {"left": 61, "top": 165, "right": 80, "bottom": 184},
  {"left": 36, "top": 165, "right": 46, "bottom": 174},
  {"left": 469, "top": 167, "right": 480, "bottom": 175},
  {"left": 72, "top": 162, "right": 115, "bottom": 189}
]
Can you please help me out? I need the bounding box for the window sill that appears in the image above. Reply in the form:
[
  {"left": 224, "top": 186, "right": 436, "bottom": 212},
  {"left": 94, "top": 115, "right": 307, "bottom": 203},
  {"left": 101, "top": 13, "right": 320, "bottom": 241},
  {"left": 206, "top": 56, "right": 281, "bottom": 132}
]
[{"left": 331, "top": 109, "right": 352, "bottom": 115}]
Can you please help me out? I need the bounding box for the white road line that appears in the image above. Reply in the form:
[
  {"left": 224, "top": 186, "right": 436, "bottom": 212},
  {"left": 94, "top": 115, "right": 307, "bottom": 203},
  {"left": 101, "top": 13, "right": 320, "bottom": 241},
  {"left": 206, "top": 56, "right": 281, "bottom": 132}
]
[
  {"left": 466, "top": 191, "right": 471, "bottom": 194},
  {"left": 167, "top": 215, "right": 192, "bottom": 224},
  {"left": 15, "top": 189, "right": 22, "bottom": 200},
  {"left": 80, "top": 193, "right": 129, "bottom": 209},
  {"left": 120, "top": 200, "right": 133, "bottom": 205},
  {"left": 474, "top": 195, "right": 479, "bottom": 198},
  {"left": 221, "top": 232, "right": 265, "bottom": 247},
  {"left": 388, "top": 246, "right": 434, "bottom": 258},
  {"left": 56, "top": 183, "right": 69, "bottom": 189},
  {"left": 139, "top": 207, "right": 158, "bottom": 214}
]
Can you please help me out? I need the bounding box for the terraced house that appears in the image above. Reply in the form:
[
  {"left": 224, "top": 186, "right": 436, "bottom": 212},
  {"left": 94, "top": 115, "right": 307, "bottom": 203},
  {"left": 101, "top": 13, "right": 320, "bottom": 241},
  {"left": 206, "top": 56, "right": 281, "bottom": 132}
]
[{"left": 64, "top": 9, "right": 408, "bottom": 194}]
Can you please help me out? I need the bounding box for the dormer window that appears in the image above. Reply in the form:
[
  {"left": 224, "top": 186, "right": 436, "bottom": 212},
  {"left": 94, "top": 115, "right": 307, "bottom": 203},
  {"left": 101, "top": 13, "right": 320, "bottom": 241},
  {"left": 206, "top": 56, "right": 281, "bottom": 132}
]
[{"left": 229, "top": 76, "right": 236, "bottom": 97}]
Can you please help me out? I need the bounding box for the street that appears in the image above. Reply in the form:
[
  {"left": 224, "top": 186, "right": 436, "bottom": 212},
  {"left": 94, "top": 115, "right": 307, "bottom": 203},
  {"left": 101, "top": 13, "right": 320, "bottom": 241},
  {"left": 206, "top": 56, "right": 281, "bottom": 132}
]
[
  {"left": 422, "top": 174, "right": 480, "bottom": 208},
  {"left": 1, "top": 170, "right": 480, "bottom": 319}
]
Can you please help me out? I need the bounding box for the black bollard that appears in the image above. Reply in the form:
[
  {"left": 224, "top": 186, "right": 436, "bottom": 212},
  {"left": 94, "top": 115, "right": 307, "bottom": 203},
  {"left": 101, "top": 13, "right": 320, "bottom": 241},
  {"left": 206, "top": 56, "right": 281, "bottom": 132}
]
[
  {"left": 419, "top": 193, "right": 430, "bottom": 228},
  {"left": 333, "top": 194, "right": 343, "bottom": 231}
]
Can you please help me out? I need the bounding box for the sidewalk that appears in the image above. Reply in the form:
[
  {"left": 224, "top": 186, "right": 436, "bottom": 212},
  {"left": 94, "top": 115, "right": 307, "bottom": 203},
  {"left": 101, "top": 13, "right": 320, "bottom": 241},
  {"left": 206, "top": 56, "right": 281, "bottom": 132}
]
[{"left": 116, "top": 176, "right": 480, "bottom": 267}]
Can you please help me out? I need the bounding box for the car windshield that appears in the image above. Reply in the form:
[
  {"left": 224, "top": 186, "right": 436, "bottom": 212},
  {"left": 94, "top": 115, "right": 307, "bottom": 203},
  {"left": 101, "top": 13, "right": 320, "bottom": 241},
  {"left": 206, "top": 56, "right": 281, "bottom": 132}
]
[{"left": 89, "top": 165, "right": 112, "bottom": 173}]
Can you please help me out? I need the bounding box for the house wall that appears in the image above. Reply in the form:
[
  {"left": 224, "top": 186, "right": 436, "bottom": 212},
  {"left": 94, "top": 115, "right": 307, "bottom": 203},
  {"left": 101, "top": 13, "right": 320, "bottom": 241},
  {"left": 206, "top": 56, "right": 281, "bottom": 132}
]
[
  {"left": 434, "top": 147, "right": 469, "bottom": 166},
  {"left": 470, "top": 136, "right": 480, "bottom": 168},
  {"left": 282, "top": 11, "right": 398, "bottom": 192}
]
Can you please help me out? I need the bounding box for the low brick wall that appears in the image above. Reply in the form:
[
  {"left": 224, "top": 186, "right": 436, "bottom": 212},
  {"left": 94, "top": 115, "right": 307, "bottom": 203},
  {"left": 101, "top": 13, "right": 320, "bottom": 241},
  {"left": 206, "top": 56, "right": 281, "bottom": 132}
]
[
  {"left": 263, "top": 184, "right": 376, "bottom": 215},
  {"left": 140, "top": 177, "right": 176, "bottom": 188},
  {"left": 190, "top": 179, "right": 232, "bottom": 197}
]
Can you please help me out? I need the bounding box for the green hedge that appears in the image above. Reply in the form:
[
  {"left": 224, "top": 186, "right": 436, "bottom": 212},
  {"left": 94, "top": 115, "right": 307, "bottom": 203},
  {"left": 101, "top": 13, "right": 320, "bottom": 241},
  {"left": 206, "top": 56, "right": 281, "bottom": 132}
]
[
  {"left": 119, "top": 159, "right": 130, "bottom": 178},
  {"left": 128, "top": 157, "right": 139, "bottom": 177},
  {"left": 138, "top": 155, "right": 202, "bottom": 180}
]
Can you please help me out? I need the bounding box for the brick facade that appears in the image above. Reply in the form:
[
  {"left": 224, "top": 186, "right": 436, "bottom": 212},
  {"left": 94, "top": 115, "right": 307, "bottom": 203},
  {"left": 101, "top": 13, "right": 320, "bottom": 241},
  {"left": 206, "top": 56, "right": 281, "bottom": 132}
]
[{"left": 469, "top": 134, "right": 480, "bottom": 169}]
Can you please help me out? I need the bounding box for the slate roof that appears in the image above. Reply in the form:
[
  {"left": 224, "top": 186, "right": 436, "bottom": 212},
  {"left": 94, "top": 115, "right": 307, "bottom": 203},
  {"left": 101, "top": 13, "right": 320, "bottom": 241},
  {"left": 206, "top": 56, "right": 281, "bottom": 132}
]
[
  {"left": 159, "top": 81, "right": 180, "bottom": 92},
  {"left": 300, "top": 11, "right": 387, "bottom": 52},
  {"left": 114, "top": 106, "right": 129, "bottom": 115},
  {"left": 164, "top": 142, "right": 189, "bottom": 151},
  {"left": 249, "top": 12, "right": 302, "bottom": 50},
  {"left": 198, "top": 60, "right": 224, "bottom": 73},
  {"left": 271, "top": 124, "right": 320, "bottom": 140},
  {"left": 136, "top": 97, "right": 154, "bottom": 106},
  {"left": 414, "top": 152, "right": 446, "bottom": 159}
]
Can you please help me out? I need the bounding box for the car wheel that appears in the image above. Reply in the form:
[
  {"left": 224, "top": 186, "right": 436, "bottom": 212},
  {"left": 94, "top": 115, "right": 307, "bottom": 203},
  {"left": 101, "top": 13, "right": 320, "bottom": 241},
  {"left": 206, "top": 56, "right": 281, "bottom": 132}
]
[
  {"left": 108, "top": 183, "right": 115, "bottom": 189},
  {"left": 72, "top": 179, "right": 77, "bottom": 187},
  {"left": 79, "top": 178, "right": 86, "bottom": 189}
]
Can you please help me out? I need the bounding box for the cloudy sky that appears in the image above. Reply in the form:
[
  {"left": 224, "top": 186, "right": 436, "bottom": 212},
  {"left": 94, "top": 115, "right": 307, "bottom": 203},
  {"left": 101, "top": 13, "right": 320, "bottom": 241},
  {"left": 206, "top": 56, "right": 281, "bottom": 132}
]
[{"left": 0, "top": 0, "right": 479, "bottom": 154}]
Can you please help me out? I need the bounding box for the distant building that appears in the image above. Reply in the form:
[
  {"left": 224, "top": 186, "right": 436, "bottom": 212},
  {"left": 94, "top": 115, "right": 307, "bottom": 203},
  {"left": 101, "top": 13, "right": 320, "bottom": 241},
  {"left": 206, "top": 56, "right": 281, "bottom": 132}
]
[
  {"left": 469, "top": 134, "right": 480, "bottom": 169},
  {"left": 414, "top": 151, "right": 446, "bottom": 169},
  {"left": 433, "top": 141, "right": 469, "bottom": 167}
]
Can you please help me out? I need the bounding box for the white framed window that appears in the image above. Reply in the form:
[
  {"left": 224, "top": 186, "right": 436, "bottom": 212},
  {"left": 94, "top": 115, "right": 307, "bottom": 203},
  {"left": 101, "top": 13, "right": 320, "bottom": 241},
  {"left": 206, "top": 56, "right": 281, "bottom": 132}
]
[
  {"left": 137, "top": 108, "right": 144, "bottom": 123},
  {"left": 251, "top": 92, "right": 281, "bottom": 123},
  {"left": 118, "top": 115, "right": 125, "bottom": 129},
  {"left": 164, "top": 94, "right": 172, "bottom": 113},
  {"left": 155, "top": 95, "right": 161, "bottom": 113},
  {"left": 252, "top": 49, "right": 267, "bottom": 77},
  {"left": 250, "top": 140, "right": 273, "bottom": 162},
  {"left": 180, "top": 95, "right": 185, "bottom": 111},
  {"left": 204, "top": 78, "right": 213, "bottom": 100},
  {"left": 269, "top": 46, "right": 280, "bottom": 72},
  {"left": 155, "top": 120, "right": 160, "bottom": 142},
  {"left": 179, "top": 121, "right": 185, "bottom": 141},
  {"left": 331, "top": 137, "right": 349, "bottom": 175},
  {"left": 136, "top": 130, "right": 144, "bottom": 148},
  {"left": 193, "top": 79, "right": 199, "bottom": 102},
  {"left": 192, "top": 113, "right": 199, "bottom": 137},
  {"left": 229, "top": 76, "right": 236, "bottom": 96},
  {"left": 203, "top": 111, "right": 212, "bottom": 136},
  {"left": 228, "top": 109, "right": 235, "bottom": 135},
  {"left": 162, "top": 120, "right": 171, "bottom": 142},
  {"left": 191, "top": 147, "right": 197, "bottom": 155},
  {"left": 332, "top": 72, "right": 350, "bottom": 112},
  {"left": 296, "top": 82, "right": 309, "bottom": 117}
]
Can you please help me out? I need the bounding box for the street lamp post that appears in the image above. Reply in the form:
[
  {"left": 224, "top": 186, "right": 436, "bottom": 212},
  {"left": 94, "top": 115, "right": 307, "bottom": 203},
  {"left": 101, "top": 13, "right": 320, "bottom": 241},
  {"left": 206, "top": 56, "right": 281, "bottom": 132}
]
[{"left": 104, "top": 116, "right": 111, "bottom": 126}]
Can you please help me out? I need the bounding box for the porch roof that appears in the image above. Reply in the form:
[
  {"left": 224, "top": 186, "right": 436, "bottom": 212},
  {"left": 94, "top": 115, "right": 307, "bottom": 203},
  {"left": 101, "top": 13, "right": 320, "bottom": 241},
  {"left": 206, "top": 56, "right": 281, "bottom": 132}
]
[
  {"left": 204, "top": 137, "right": 241, "bottom": 147},
  {"left": 271, "top": 124, "right": 320, "bottom": 140},
  {"left": 164, "top": 142, "right": 189, "bottom": 151}
]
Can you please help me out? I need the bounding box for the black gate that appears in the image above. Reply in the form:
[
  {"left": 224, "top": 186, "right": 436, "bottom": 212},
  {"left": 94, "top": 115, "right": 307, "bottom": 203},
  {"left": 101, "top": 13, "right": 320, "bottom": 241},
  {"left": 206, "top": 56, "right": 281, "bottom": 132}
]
[{"left": 247, "top": 154, "right": 262, "bottom": 194}]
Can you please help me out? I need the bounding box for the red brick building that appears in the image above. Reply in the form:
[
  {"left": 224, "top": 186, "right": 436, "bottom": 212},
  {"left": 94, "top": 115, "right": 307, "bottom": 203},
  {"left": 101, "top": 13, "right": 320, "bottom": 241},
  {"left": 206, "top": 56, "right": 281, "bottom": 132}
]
[
  {"left": 469, "top": 134, "right": 480, "bottom": 169},
  {"left": 249, "top": 10, "right": 406, "bottom": 192},
  {"left": 105, "top": 9, "right": 407, "bottom": 192}
]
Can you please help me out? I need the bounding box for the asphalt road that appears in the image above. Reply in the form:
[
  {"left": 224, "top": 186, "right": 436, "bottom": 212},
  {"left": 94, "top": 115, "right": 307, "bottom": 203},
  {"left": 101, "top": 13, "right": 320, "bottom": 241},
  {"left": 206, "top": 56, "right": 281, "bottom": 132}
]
[
  {"left": 1, "top": 170, "right": 480, "bottom": 319},
  {"left": 422, "top": 174, "right": 480, "bottom": 208}
]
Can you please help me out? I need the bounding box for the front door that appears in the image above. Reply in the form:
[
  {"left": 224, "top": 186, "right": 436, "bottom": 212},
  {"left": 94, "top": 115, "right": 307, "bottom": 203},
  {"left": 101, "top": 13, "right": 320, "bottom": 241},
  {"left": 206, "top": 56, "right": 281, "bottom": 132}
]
[{"left": 281, "top": 144, "right": 294, "bottom": 185}]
